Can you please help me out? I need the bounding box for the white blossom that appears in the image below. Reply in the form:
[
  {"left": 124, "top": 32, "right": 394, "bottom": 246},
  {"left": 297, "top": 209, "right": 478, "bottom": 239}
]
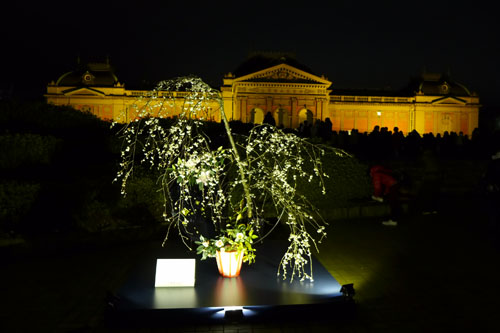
[
  {"left": 196, "top": 170, "right": 211, "bottom": 186},
  {"left": 113, "top": 75, "right": 337, "bottom": 282}
]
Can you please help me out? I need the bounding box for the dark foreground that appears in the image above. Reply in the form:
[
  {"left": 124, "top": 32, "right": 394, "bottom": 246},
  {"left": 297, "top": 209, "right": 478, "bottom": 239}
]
[{"left": 1, "top": 195, "right": 499, "bottom": 332}]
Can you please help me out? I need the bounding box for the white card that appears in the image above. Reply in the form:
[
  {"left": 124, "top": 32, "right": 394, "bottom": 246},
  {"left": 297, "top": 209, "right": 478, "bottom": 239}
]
[{"left": 154, "top": 259, "right": 196, "bottom": 287}]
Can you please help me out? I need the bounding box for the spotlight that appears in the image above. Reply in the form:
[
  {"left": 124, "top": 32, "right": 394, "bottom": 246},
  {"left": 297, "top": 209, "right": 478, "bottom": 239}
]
[
  {"left": 224, "top": 307, "right": 244, "bottom": 322},
  {"left": 105, "top": 291, "right": 120, "bottom": 309},
  {"left": 340, "top": 283, "right": 355, "bottom": 301}
]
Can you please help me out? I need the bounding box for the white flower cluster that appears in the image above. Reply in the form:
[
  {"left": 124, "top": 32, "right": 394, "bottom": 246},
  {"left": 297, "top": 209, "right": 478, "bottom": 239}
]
[
  {"left": 114, "top": 76, "right": 333, "bottom": 282},
  {"left": 222, "top": 124, "right": 331, "bottom": 281},
  {"left": 278, "top": 229, "right": 315, "bottom": 282},
  {"left": 175, "top": 153, "right": 216, "bottom": 187}
]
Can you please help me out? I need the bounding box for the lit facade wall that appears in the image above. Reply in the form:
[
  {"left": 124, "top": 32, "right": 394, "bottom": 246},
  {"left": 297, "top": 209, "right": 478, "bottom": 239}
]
[
  {"left": 221, "top": 64, "right": 332, "bottom": 128},
  {"left": 327, "top": 94, "right": 479, "bottom": 136},
  {"left": 46, "top": 83, "right": 127, "bottom": 121},
  {"left": 46, "top": 63, "right": 480, "bottom": 136},
  {"left": 413, "top": 94, "right": 479, "bottom": 136},
  {"left": 45, "top": 84, "right": 221, "bottom": 123},
  {"left": 328, "top": 96, "right": 414, "bottom": 134}
]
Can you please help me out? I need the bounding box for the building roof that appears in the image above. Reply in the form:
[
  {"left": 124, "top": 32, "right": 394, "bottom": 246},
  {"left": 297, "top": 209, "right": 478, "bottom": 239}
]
[
  {"left": 55, "top": 60, "right": 119, "bottom": 87},
  {"left": 232, "top": 52, "right": 316, "bottom": 78},
  {"left": 331, "top": 72, "right": 475, "bottom": 98},
  {"left": 405, "top": 72, "right": 474, "bottom": 96}
]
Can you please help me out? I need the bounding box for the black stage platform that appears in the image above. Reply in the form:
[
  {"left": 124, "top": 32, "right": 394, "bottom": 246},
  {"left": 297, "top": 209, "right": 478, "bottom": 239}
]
[{"left": 107, "top": 240, "right": 355, "bottom": 328}]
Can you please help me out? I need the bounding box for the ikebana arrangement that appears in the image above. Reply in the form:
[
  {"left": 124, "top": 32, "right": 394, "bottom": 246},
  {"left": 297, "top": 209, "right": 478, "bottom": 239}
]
[{"left": 114, "top": 76, "right": 343, "bottom": 282}]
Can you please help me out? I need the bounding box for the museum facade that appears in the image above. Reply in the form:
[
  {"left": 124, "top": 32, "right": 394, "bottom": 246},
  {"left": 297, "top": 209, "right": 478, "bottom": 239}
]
[{"left": 45, "top": 55, "right": 480, "bottom": 136}]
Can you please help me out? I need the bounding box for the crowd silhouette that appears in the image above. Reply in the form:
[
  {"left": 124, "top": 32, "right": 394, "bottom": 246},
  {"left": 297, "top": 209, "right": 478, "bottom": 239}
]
[{"left": 295, "top": 118, "right": 499, "bottom": 161}]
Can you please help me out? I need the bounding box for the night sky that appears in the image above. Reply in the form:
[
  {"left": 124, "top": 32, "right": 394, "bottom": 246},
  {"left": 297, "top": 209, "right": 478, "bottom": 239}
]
[{"left": 2, "top": 1, "right": 498, "bottom": 106}]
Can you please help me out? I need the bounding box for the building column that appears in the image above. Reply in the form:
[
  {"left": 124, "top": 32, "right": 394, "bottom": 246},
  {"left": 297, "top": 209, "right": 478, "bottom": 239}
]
[
  {"left": 470, "top": 107, "right": 478, "bottom": 136},
  {"left": 235, "top": 97, "right": 246, "bottom": 122},
  {"left": 290, "top": 97, "right": 298, "bottom": 128},
  {"left": 313, "top": 99, "right": 318, "bottom": 122},
  {"left": 316, "top": 98, "right": 327, "bottom": 122},
  {"left": 241, "top": 97, "right": 248, "bottom": 123},
  {"left": 410, "top": 103, "right": 417, "bottom": 133},
  {"left": 266, "top": 97, "right": 273, "bottom": 116}
]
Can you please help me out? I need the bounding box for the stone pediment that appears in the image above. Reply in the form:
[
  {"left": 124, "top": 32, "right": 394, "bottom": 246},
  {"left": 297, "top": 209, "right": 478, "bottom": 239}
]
[
  {"left": 234, "top": 64, "right": 331, "bottom": 86},
  {"left": 431, "top": 96, "right": 467, "bottom": 105},
  {"left": 62, "top": 87, "right": 106, "bottom": 96}
]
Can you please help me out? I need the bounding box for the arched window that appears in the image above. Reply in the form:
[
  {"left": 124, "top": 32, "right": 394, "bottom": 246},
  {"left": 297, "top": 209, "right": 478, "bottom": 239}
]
[
  {"left": 250, "top": 108, "right": 265, "bottom": 124},
  {"left": 298, "top": 108, "right": 313, "bottom": 126}
]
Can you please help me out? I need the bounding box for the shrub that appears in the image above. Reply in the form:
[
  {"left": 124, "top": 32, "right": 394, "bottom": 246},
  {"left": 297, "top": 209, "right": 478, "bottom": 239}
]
[
  {"left": 298, "top": 147, "right": 372, "bottom": 211},
  {"left": 115, "top": 166, "right": 165, "bottom": 225},
  {"left": 0, "top": 133, "right": 61, "bottom": 169},
  {"left": 74, "top": 198, "right": 119, "bottom": 233},
  {"left": 0, "top": 181, "right": 41, "bottom": 231},
  {"left": 0, "top": 100, "right": 110, "bottom": 137}
]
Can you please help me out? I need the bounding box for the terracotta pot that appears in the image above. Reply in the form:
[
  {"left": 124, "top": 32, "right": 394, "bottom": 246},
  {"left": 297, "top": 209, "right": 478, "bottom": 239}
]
[{"left": 215, "top": 250, "right": 243, "bottom": 277}]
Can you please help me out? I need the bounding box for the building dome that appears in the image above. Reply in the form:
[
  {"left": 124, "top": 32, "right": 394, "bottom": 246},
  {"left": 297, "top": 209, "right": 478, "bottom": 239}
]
[
  {"left": 407, "top": 72, "right": 473, "bottom": 96},
  {"left": 55, "top": 61, "right": 119, "bottom": 87}
]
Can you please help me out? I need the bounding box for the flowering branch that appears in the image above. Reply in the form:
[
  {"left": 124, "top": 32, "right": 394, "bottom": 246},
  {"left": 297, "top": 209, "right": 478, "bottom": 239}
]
[{"left": 113, "top": 75, "right": 343, "bottom": 282}]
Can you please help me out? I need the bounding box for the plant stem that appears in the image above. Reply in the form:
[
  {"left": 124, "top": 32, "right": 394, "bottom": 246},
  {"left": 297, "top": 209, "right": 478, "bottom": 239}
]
[{"left": 219, "top": 103, "right": 253, "bottom": 220}]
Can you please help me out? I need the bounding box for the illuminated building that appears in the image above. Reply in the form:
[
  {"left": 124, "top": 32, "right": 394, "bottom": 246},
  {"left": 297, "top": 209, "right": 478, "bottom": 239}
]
[{"left": 45, "top": 54, "right": 480, "bottom": 136}]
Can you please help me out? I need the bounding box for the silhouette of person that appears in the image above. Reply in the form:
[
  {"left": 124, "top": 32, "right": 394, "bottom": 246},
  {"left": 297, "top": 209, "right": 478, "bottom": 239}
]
[
  {"left": 263, "top": 112, "right": 275, "bottom": 126},
  {"left": 370, "top": 164, "right": 400, "bottom": 226}
]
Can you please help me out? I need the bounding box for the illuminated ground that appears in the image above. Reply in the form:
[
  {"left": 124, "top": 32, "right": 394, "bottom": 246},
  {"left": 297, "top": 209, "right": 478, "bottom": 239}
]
[{"left": 1, "top": 196, "right": 499, "bottom": 332}]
